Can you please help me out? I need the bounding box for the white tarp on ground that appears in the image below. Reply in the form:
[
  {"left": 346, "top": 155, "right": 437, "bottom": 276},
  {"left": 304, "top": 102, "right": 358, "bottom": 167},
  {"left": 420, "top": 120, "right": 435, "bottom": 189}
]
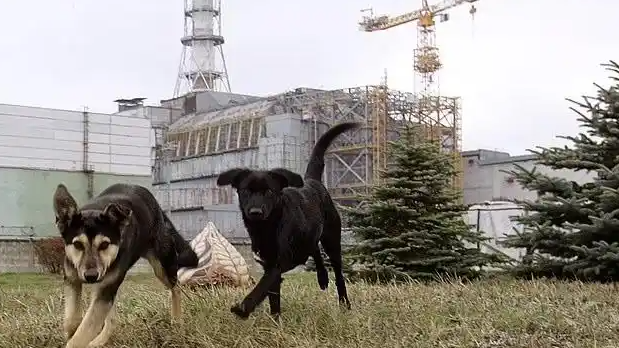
[
  {"left": 177, "top": 221, "right": 252, "bottom": 288},
  {"left": 467, "top": 201, "right": 527, "bottom": 262}
]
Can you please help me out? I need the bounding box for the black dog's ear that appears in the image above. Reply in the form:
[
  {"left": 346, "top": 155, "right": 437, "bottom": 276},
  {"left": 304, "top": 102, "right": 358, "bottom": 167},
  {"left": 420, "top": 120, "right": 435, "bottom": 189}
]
[
  {"left": 269, "top": 168, "right": 304, "bottom": 188},
  {"left": 53, "top": 184, "right": 79, "bottom": 233},
  {"left": 217, "top": 168, "right": 252, "bottom": 188},
  {"left": 102, "top": 202, "right": 133, "bottom": 227}
]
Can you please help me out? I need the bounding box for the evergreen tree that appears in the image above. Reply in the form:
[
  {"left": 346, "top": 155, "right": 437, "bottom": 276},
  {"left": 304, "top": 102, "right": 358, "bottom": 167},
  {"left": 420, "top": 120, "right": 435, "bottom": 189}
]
[
  {"left": 501, "top": 61, "right": 619, "bottom": 281},
  {"left": 345, "top": 129, "right": 504, "bottom": 283}
]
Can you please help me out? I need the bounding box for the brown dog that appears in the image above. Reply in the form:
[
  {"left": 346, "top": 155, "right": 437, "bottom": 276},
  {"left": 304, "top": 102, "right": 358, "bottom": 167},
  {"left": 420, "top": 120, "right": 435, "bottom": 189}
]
[{"left": 53, "top": 183, "right": 198, "bottom": 348}]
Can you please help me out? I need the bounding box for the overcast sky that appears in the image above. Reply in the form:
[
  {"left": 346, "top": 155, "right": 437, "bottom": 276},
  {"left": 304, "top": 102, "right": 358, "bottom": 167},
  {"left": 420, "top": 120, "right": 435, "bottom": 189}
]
[{"left": 0, "top": 0, "right": 616, "bottom": 154}]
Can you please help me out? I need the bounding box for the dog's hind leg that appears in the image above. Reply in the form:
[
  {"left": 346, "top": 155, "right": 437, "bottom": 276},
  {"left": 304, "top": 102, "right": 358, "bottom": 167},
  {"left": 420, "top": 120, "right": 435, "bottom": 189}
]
[
  {"left": 85, "top": 303, "right": 116, "bottom": 347},
  {"left": 321, "top": 218, "right": 352, "bottom": 309},
  {"left": 321, "top": 240, "right": 351, "bottom": 309},
  {"left": 65, "top": 269, "right": 124, "bottom": 348},
  {"left": 146, "top": 251, "right": 182, "bottom": 321},
  {"left": 312, "top": 249, "right": 329, "bottom": 290}
]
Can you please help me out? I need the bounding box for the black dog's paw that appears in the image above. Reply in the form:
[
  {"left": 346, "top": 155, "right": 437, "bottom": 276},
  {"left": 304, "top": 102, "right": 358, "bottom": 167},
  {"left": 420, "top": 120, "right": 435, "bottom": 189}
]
[
  {"left": 317, "top": 270, "right": 329, "bottom": 290},
  {"left": 339, "top": 298, "right": 352, "bottom": 310},
  {"left": 230, "top": 303, "right": 250, "bottom": 319}
]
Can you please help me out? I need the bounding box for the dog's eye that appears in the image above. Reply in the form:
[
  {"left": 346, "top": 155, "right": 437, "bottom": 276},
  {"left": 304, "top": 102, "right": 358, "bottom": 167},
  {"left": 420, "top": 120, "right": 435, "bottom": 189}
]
[
  {"left": 72, "top": 241, "right": 85, "bottom": 251},
  {"left": 99, "top": 241, "right": 110, "bottom": 251}
]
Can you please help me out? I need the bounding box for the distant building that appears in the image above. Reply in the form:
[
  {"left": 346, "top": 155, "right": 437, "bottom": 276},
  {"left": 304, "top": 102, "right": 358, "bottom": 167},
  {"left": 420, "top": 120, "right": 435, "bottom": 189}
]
[{"left": 461, "top": 149, "right": 596, "bottom": 205}]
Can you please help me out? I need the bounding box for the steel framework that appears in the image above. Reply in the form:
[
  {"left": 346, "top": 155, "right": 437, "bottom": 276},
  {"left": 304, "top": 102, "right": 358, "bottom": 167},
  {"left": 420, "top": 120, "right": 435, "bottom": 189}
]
[{"left": 277, "top": 86, "right": 459, "bottom": 206}]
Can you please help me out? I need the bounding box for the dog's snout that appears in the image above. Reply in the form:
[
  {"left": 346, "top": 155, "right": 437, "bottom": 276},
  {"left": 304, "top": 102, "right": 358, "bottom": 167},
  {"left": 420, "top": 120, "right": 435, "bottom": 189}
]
[
  {"left": 248, "top": 207, "right": 263, "bottom": 217},
  {"left": 83, "top": 269, "right": 99, "bottom": 283}
]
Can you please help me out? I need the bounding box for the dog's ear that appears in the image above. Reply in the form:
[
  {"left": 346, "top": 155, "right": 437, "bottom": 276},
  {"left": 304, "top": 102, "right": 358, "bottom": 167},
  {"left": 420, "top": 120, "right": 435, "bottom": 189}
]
[
  {"left": 53, "top": 184, "right": 79, "bottom": 232},
  {"left": 269, "top": 168, "right": 304, "bottom": 188},
  {"left": 102, "top": 202, "right": 133, "bottom": 227},
  {"left": 217, "top": 168, "right": 252, "bottom": 188}
]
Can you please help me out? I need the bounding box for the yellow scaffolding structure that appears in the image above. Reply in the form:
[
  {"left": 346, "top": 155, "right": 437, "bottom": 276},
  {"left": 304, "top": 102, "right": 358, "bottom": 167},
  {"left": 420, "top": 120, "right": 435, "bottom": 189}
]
[
  {"left": 359, "top": 0, "right": 478, "bottom": 195},
  {"left": 371, "top": 72, "right": 389, "bottom": 185}
]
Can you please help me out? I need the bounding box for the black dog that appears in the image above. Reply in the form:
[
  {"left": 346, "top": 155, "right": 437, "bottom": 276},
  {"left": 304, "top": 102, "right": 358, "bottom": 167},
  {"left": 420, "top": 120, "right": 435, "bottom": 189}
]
[{"left": 217, "top": 121, "right": 360, "bottom": 319}]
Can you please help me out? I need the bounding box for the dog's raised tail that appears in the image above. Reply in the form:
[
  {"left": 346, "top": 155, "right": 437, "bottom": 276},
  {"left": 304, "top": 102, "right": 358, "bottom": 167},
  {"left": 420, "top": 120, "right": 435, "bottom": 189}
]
[
  {"left": 305, "top": 122, "right": 361, "bottom": 181},
  {"left": 164, "top": 213, "right": 199, "bottom": 268}
]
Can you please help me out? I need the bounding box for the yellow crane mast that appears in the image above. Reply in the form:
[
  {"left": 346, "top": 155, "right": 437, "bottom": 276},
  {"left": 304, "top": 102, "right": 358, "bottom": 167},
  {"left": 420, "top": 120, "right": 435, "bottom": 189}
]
[{"left": 359, "top": 0, "right": 478, "bottom": 194}]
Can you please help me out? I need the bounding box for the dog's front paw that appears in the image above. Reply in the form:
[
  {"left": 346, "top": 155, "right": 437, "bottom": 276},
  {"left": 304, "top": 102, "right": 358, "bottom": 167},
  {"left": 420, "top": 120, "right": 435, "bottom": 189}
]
[
  {"left": 64, "top": 339, "right": 79, "bottom": 348},
  {"left": 87, "top": 341, "right": 105, "bottom": 348},
  {"left": 339, "top": 297, "right": 352, "bottom": 310},
  {"left": 64, "top": 330, "right": 76, "bottom": 341},
  {"left": 63, "top": 320, "right": 80, "bottom": 340},
  {"left": 230, "top": 303, "right": 250, "bottom": 319}
]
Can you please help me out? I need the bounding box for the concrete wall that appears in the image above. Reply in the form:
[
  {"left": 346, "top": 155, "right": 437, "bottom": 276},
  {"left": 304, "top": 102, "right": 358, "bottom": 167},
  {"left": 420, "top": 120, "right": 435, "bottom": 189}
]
[
  {"left": 462, "top": 150, "right": 596, "bottom": 205},
  {"left": 0, "top": 167, "right": 152, "bottom": 238},
  {"left": 0, "top": 104, "right": 152, "bottom": 176}
]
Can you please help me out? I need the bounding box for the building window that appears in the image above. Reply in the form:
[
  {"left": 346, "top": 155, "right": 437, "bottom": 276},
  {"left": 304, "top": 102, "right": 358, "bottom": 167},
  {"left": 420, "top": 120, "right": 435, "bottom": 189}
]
[
  {"left": 187, "top": 131, "right": 197, "bottom": 156},
  {"left": 165, "top": 133, "right": 180, "bottom": 157},
  {"left": 240, "top": 119, "right": 251, "bottom": 148},
  {"left": 207, "top": 126, "right": 218, "bottom": 153},
  {"left": 176, "top": 132, "right": 189, "bottom": 157},
  {"left": 249, "top": 118, "right": 261, "bottom": 147},
  {"left": 228, "top": 121, "right": 240, "bottom": 150},
  {"left": 183, "top": 132, "right": 192, "bottom": 157},
  {"left": 218, "top": 123, "right": 230, "bottom": 152},
  {"left": 196, "top": 128, "right": 208, "bottom": 155}
]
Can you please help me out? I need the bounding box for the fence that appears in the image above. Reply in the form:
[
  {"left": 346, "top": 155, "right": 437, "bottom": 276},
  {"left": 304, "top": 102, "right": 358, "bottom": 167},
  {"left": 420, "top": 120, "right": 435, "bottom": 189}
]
[
  {"left": 0, "top": 225, "right": 40, "bottom": 272},
  {"left": 0, "top": 202, "right": 529, "bottom": 273}
]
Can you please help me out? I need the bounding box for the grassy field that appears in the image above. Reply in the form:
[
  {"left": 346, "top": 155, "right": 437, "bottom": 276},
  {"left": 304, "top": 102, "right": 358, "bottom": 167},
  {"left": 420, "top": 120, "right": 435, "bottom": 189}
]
[{"left": 0, "top": 273, "right": 618, "bottom": 348}]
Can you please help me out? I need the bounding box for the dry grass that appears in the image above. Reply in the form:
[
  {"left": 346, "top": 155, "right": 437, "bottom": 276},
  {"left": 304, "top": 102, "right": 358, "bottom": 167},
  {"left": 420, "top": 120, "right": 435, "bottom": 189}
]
[{"left": 1, "top": 272, "right": 619, "bottom": 348}]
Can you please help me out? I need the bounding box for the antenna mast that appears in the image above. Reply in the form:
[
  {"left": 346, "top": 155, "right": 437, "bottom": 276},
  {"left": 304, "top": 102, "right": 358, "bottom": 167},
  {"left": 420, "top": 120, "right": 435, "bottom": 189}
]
[{"left": 174, "top": 0, "right": 231, "bottom": 97}]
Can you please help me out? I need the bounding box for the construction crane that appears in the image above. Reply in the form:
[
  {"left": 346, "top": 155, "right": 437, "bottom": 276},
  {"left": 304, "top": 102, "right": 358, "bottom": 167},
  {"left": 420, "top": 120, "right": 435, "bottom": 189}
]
[{"left": 359, "top": 0, "right": 478, "bottom": 195}]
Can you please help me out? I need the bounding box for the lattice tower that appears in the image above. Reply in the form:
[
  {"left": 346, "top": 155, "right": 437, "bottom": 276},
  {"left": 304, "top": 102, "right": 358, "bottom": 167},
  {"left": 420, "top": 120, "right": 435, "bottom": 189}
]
[{"left": 174, "top": 0, "right": 231, "bottom": 97}]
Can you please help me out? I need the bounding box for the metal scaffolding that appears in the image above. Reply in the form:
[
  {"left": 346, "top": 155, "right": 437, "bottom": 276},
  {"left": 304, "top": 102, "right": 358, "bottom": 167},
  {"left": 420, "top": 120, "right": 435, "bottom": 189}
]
[{"left": 276, "top": 85, "right": 460, "bottom": 206}]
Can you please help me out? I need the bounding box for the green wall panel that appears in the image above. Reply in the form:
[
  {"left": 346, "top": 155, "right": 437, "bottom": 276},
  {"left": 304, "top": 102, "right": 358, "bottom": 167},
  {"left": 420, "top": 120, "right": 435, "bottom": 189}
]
[{"left": 0, "top": 167, "right": 152, "bottom": 238}]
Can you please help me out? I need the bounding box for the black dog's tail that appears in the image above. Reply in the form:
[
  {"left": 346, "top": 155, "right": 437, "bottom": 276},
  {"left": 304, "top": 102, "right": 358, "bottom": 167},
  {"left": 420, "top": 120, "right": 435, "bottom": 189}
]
[
  {"left": 305, "top": 122, "right": 361, "bottom": 181},
  {"left": 164, "top": 213, "right": 199, "bottom": 268}
]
